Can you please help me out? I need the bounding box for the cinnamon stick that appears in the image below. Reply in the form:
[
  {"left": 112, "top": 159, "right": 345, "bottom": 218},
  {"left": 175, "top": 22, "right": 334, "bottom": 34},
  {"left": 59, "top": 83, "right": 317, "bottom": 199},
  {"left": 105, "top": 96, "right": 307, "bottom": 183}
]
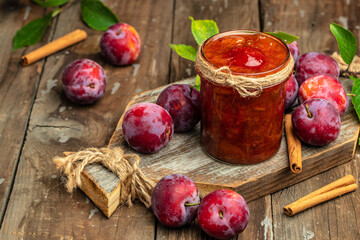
[
  {"left": 284, "top": 114, "right": 302, "bottom": 173},
  {"left": 21, "top": 29, "right": 87, "bottom": 66},
  {"left": 283, "top": 175, "right": 358, "bottom": 216}
]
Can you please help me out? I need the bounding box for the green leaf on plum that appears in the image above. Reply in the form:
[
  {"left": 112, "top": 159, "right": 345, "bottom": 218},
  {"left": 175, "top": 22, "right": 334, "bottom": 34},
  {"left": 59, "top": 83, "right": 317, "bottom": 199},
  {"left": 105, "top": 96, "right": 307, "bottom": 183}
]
[
  {"left": 13, "top": 11, "right": 54, "bottom": 50},
  {"left": 330, "top": 22, "right": 357, "bottom": 65},
  {"left": 32, "top": 0, "right": 69, "bottom": 7},
  {"left": 81, "top": 0, "right": 119, "bottom": 31},
  {"left": 170, "top": 44, "right": 197, "bottom": 62},
  {"left": 189, "top": 16, "right": 219, "bottom": 46},
  {"left": 350, "top": 76, "right": 360, "bottom": 122},
  {"left": 265, "top": 31, "right": 299, "bottom": 44}
]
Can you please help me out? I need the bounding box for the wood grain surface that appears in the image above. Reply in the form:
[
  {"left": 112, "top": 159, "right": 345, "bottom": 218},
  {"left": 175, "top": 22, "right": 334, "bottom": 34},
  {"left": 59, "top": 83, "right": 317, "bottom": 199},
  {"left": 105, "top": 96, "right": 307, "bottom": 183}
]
[
  {"left": 0, "top": 0, "right": 56, "bottom": 223},
  {"left": 0, "top": 0, "right": 359, "bottom": 239}
]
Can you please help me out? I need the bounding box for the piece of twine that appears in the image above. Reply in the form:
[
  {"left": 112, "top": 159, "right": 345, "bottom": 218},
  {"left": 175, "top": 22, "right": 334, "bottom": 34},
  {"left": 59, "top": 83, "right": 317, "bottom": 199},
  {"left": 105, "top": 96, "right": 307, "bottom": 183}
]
[
  {"left": 53, "top": 147, "right": 155, "bottom": 208},
  {"left": 195, "top": 47, "right": 295, "bottom": 97}
]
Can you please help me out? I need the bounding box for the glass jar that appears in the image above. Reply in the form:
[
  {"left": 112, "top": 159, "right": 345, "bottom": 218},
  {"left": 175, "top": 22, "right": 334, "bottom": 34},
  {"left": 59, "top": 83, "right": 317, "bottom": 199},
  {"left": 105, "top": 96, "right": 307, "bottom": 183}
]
[{"left": 196, "top": 30, "right": 294, "bottom": 164}]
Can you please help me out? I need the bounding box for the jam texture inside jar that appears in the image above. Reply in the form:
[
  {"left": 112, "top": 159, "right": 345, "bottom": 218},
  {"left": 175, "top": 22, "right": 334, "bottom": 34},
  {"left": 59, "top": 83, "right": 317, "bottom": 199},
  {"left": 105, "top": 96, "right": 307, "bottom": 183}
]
[{"left": 196, "top": 30, "right": 293, "bottom": 164}]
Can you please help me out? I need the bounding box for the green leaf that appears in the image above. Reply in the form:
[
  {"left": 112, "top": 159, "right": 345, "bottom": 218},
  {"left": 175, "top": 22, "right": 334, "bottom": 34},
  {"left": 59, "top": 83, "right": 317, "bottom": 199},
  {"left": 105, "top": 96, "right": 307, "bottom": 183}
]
[
  {"left": 193, "top": 75, "right": 201, "bottom": 91},
  {"left": 350, "top": 76, "right": 360, "bottom": 121},
  {"left": 81, "top": 0, "right": 119, "bottom": 31},
  {"left": 265, "top": 31, "right": 299, "bottom": 44},
  {"left": 189, "top": 16, "right": 219, "bottom": 46},
  {"left": 32, "top": 0, "right": 68, "bottom": 7},
  {"left": 13, "top": 11, "right": 53, "bottom": 50},
  {"left": 330, "top": 22, "right": 357, "bottom": 65},
  {"left": 170, "top": 44, "right": 197, "bottom": 61}
]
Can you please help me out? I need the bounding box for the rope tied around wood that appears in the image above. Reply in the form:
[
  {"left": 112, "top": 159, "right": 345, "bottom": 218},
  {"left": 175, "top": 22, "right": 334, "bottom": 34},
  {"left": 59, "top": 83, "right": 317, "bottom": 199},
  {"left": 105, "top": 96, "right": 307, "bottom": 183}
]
[{"left": 53, "top": 147, "right": 155, "bottom": 208}]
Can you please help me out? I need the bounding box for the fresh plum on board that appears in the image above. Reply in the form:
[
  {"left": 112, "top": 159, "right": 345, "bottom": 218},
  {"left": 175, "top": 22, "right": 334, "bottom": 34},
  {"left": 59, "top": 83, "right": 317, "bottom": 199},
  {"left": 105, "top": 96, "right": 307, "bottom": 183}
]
[
  {"left": 100, "top": 23, "right": 141, "bottom": 65},
  {"left": 62, "top": 59, "right": 106, "bottom": 104},
  {"left": 122, "top": 103, "right": 174, "bottom": 153},
  {"left": 298, "top": 74, "right": 349, "bottom": 115},
  {"left": 198, "top": 189, "right": 250, "bottom": 240},
  {"left": 151, "top": 174, "right": 200, "bottom": 228},
  {"left": 292, "top": 98, "right": 341, "bottom": 146},
  {"left": 287, "top": 41, "right": 300, "bottom": 62},
  {"left": 285, "top": 74, "right": 299, "bottom": 110},
  {"left": 295, "top": 52, "right": 340, "bottom": 85},
  {"left": 156, "top": 84, "right": 201, "bottom": 132}
]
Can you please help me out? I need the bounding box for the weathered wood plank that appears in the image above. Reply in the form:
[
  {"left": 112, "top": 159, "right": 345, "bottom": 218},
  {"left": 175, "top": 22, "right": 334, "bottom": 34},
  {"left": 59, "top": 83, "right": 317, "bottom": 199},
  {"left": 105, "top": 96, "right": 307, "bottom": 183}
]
[
  {"left": 261, "top": 0, "right": 353, "bottom": 53},
  {"left": 0, "top": 0, "right": 56, "bottom": 223},
  {"left": 237, "top": 196, "right": 274, "bottom": 240},
  {"left": 263, "top": 0, "right": 360, "bottom": 239},
  {"left": 0, "top": 0, "right": 173, "bottom": 239},
  {"left": 102, "top": 77, "right": 358, "bottom": 201}
]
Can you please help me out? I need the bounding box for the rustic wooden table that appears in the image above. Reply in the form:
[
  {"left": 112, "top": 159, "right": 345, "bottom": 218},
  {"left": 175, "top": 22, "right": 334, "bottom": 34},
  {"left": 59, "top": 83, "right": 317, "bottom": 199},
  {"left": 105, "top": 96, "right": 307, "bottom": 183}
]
[{"left": 0, "top": 0, "right": 359, "bottom": 239}]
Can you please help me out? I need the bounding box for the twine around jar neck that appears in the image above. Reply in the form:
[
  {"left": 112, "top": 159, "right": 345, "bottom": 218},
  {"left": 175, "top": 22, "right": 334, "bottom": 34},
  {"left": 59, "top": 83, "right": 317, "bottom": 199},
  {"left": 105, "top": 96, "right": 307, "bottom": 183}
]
[{"left": 195, "top": 47, "right": 294, "bottom": 98}]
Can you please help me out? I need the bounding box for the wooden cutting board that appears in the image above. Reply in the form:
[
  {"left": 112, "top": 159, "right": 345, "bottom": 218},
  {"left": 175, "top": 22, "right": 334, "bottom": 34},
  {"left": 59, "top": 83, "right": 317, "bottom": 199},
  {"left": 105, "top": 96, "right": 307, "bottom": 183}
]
[{"left": 77, "top": 77, "right": 359, "bottom": 217}]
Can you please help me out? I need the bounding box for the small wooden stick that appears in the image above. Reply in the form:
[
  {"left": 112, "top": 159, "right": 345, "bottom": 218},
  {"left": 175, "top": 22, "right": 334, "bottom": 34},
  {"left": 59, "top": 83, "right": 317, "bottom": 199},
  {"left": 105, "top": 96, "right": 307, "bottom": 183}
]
[
  {"left": 284, "top": 114, "right": 302, "bottom": 173},
  {"left": 291, "top": 175, "right": 355, "bottom": 202},
  {"left": 21, "top": 29, "right": 87, "bottom": 66},
  {"left": 283, "top": 175, "right": 357, "bottom": 216}
]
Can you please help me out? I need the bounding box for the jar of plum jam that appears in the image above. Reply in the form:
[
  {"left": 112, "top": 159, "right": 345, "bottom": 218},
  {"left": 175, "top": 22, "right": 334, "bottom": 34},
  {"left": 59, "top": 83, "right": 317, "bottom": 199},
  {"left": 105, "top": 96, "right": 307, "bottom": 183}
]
[{"left": 195, "top": 30, "right": 294, "bottom": 164}]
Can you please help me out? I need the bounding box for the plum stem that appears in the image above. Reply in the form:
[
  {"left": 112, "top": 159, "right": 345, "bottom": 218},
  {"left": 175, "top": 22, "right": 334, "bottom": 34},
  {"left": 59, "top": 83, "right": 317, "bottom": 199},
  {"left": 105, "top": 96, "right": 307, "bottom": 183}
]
[
  {"left": 219, "top": 211, "right": 224, "bottom": 219},
  {"left": 116, "top": 29, "right": 123, "bottom": 36},
  {"left": 51, "top": 0, "right": 75, "bottom": 18},
  {"left": 89, "top": 83, "right": 95, "bottom": 89},
  {"left": 184, "top": 202, "right": 200, "bottom": 207},
  {"left": 340, "top": 70, "right": 360, "bottom": 78},
  {"left": 347, "top": 93, "right": 356, "bottom": 97},
  {"left": 305, "top": 104, "right": 312, "bottom": 118}
]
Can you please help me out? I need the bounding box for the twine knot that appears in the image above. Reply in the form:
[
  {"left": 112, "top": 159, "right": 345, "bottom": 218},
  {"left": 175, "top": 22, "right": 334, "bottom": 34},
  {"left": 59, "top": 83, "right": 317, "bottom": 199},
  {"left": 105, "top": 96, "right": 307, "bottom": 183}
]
[
  {"left": 213, "top": 66, "right": 264, "bottom": 97},
  {"left": 53, "top": 147, "right": 155, "bottom": 208}
]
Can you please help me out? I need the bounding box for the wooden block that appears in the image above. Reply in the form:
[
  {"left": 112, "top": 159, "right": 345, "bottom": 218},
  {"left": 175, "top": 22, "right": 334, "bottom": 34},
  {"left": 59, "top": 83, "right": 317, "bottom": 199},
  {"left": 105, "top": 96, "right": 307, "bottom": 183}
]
[{"left": 79, "top": 77, "right": 359, "bottom": 218}]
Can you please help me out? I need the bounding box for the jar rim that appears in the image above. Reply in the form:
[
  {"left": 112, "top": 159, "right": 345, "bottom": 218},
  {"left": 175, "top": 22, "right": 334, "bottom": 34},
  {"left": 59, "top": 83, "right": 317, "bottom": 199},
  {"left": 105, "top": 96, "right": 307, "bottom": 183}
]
[{"left": 200, "top": 30, "right": 291, "bottom": 77}]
